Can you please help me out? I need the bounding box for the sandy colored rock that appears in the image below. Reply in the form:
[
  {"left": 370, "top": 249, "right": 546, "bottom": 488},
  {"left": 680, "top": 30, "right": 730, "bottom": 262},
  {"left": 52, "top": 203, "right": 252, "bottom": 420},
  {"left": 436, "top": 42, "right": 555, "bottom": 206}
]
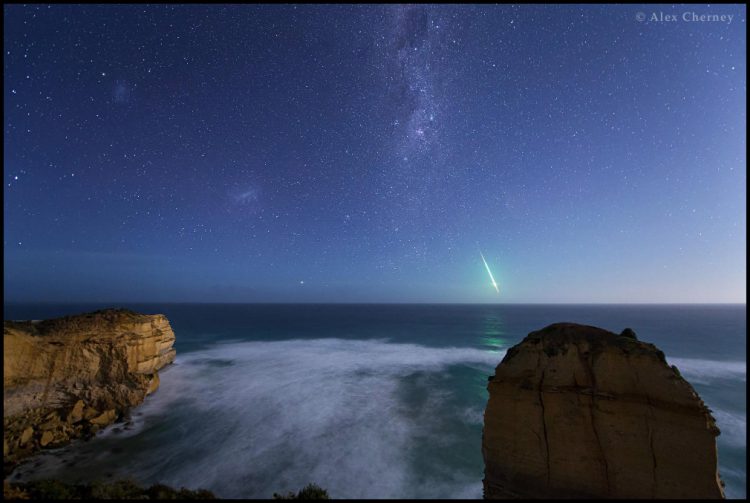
[
  {"left": 146, "top": 373, "right": 160, "bottom": 395},
  {"left": 39, "top": 431, "right": 54, "bottom": 447},
  {"left": 4, "top": 309, "right": 176, "bottom": 418},
  {"left": 19, "top": 427, "right": 34, "bottom": 446},
  {"left": 67, "top": 400, "right": 85, "bottom": 424},
  {"left": 83, "top": 406, "right": 100, "bottom": 421},
  {"left": 3, "top": 309, "right": 176, "bottom": 471},
  {"left": 89, "top": 409, "right": 117, "bottom": 426},
  {"left": 482, "top": 323, "right": 724, "bottom": 499},
  {"left": 38, "top": 419, "right": 58, "bottom": 431}
]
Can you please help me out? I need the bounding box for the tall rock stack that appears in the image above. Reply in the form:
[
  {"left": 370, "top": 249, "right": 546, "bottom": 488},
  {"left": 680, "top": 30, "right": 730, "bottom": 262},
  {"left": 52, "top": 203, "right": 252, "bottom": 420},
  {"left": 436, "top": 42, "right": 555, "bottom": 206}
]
[
  {"left": 3, "top": 309, "right": 176, "bottom": 474},
  {"left": 482, "top": 323, "right": 724, "bottom": 499}
]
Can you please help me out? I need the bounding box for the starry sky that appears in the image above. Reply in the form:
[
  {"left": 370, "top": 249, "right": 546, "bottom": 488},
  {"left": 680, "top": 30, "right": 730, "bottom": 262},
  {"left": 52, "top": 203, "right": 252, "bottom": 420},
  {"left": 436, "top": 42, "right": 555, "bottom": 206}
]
[{"left": 3, "top": 4, "right": 746, "bottom": 303}]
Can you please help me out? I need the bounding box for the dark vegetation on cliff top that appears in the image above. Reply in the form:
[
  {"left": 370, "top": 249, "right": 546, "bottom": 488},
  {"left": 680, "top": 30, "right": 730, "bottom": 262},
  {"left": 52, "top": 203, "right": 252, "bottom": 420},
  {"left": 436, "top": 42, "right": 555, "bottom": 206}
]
[
  {"left": 3, "top": 479, "right": 216, "bottom": 500},
  {"left": 272, "top": 483, "right": 330, "bottom": 499},
  {"left": 3, "top": 479, "right": 330, "bottom": 500}
]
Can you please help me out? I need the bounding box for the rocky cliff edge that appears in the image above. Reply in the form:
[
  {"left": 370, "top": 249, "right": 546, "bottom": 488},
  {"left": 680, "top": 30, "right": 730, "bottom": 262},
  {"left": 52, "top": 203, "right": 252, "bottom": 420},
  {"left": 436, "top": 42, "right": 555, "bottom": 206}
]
[
  {"left": 482, "top": 322, "right": 724, "bottom": 499},
  {"left": 3, "top": 309, "right": 176, "bottom": 473}
]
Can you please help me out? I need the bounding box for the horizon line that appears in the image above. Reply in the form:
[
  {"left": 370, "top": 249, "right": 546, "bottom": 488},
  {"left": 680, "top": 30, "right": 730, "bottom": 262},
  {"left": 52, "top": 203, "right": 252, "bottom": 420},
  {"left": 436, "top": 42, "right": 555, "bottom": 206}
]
[{"left": 3, "top": 300, "right": 747, "bottom": 306}]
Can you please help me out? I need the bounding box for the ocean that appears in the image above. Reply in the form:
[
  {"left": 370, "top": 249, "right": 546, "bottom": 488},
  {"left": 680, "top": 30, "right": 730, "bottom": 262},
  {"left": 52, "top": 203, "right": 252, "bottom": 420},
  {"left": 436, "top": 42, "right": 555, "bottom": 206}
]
[{"left": 3, "top": 303, "right": 746, "bottom": 498}]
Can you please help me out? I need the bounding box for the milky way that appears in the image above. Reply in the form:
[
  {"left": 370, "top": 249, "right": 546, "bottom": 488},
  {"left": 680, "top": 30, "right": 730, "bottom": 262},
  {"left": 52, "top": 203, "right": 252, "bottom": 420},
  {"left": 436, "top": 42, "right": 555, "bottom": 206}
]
[
  {"left": 391, "top": 5, "right": 443, "bottom": 159},
  {"left": 379, "top": 5, "right": 461, "bottom": 259}
]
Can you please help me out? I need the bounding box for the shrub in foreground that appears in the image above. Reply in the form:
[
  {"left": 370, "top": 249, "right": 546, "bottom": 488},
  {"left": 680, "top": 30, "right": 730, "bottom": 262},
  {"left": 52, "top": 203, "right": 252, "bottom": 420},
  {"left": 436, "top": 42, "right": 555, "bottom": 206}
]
[
  {"left": 3, "top": 479, "right": 216, "bottom": 500},
  {"left": 273, "top": 483, "right": 330, "bottom": 499}
]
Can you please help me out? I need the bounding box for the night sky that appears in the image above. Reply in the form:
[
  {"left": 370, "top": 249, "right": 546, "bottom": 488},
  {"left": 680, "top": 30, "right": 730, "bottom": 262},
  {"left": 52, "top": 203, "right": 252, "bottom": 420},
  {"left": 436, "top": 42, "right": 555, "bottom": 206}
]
[{"left": 3, "top": 4, "right": 746, "bottom": 303}]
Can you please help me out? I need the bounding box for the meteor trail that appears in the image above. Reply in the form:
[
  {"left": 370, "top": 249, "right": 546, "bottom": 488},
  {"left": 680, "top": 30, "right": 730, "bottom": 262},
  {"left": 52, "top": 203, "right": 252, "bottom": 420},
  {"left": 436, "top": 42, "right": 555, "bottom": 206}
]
[{"left": 480, "top": 251, "right": 500, "bottom": 294}]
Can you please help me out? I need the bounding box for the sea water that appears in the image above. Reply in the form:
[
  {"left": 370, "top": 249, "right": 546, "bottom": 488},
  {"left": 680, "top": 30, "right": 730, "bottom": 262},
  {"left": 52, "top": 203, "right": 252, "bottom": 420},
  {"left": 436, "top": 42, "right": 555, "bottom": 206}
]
[{"left": 3, "top": 303, "right": 746, "bottom": 498}]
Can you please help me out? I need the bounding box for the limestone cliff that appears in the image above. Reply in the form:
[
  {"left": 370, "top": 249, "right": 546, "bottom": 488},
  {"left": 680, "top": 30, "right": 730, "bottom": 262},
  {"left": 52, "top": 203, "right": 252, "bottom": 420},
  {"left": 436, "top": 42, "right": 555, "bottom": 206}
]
[
  {"left": 3, "top": 309, "right": 176, "bottom": 473},
  {"left": 482, "top": 323, "right": 724, "bottom": 499}
]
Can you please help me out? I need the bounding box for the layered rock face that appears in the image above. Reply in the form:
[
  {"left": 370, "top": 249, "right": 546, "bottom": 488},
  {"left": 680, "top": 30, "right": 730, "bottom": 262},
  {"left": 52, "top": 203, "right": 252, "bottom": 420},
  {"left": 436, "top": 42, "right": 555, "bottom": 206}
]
[
  {"left": 482, "top": 323, "right": 724, "bottom": 499},
  {"left": 3, "top": 309, "right": 176, "bottom": 472}
]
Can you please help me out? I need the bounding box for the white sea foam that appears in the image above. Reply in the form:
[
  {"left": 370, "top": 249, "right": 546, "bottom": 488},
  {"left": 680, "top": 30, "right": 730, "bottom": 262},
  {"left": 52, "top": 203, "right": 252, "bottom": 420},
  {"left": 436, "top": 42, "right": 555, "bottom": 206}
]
[
  {"left": 720, "top": 466, "right": 748, "bottom": 499},
  {"left": 14, "top": 338, "right": 502, "bottom": 499},
  {"left": 460, "top": 406, "right": 485, "bottom": 425},
  {"left": 148, "top": 339, "right": 500, "bottom": 498},
  {"left": 713, "top": 408, "right": 747, "bottom": 448},
  {"left": 667, "top": 357, "right": 746, "bottom": 385},
  {"left": 665, "top": 356, "right": 747, "bottom": 468}
]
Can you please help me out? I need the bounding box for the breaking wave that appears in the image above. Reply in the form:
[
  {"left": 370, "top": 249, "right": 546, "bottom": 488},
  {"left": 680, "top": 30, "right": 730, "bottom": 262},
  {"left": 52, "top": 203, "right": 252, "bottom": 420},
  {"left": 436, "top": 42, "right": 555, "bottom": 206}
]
[{"left": 667, "top": 357, "right": 746, "bottom": 385}]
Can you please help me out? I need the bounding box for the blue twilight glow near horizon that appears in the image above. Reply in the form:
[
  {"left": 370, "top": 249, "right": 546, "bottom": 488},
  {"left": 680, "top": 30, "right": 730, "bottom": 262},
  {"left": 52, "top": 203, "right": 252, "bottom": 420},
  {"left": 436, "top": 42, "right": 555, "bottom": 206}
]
[{"left": 3, "top": 4, "right": 747, "bottom": 304}]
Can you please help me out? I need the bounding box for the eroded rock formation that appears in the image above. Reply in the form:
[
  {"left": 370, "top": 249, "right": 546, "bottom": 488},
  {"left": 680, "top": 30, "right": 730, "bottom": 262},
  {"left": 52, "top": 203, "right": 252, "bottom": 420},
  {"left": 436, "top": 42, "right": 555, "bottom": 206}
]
[
  {"left": 482, "top": 323, "right": 724, "bottom": 499},
  {"left": 3, "top": 309, "right": 176, "bottom": 473}
]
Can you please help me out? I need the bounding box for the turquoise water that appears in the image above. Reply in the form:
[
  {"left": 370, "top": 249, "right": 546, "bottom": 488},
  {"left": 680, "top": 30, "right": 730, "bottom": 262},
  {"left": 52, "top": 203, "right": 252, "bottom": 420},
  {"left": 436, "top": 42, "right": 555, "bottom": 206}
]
[{"left": 4, "top": 303, "right": 746, "bottom": 498}]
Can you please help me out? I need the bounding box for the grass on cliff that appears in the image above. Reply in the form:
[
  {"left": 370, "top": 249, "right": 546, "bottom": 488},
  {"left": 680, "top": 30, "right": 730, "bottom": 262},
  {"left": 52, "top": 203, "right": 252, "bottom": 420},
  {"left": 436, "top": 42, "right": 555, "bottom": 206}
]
[
  {"left": 5, "top": 480, "right": 331, "bottom": 500},
  {"left": 3, "top": 479, "right": 216, "bottom": 500}
]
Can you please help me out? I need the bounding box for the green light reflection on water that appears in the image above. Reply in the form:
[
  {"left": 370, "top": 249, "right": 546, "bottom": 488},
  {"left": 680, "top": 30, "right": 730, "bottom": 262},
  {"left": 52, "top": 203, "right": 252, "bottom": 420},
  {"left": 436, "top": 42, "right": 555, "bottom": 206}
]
[
  {"left": 480, "top": 314, "right": 506, "bottom": 353},
  {"left": 474, "top": 314, "right": 508, "bottom": 400}
]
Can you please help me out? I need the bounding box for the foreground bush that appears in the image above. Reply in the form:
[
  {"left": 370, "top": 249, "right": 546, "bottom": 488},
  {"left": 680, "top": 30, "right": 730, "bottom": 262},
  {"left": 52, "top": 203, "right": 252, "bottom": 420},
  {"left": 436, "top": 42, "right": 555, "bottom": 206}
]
[
  {"left": 3, "top": 479, "right": 216, "bottom": 499},
  {"left": 272, "top": 483, "right": 330, "bottom": 499},
  {"left": 5, "top": 479, "right": 330, "bottom": 499}
]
